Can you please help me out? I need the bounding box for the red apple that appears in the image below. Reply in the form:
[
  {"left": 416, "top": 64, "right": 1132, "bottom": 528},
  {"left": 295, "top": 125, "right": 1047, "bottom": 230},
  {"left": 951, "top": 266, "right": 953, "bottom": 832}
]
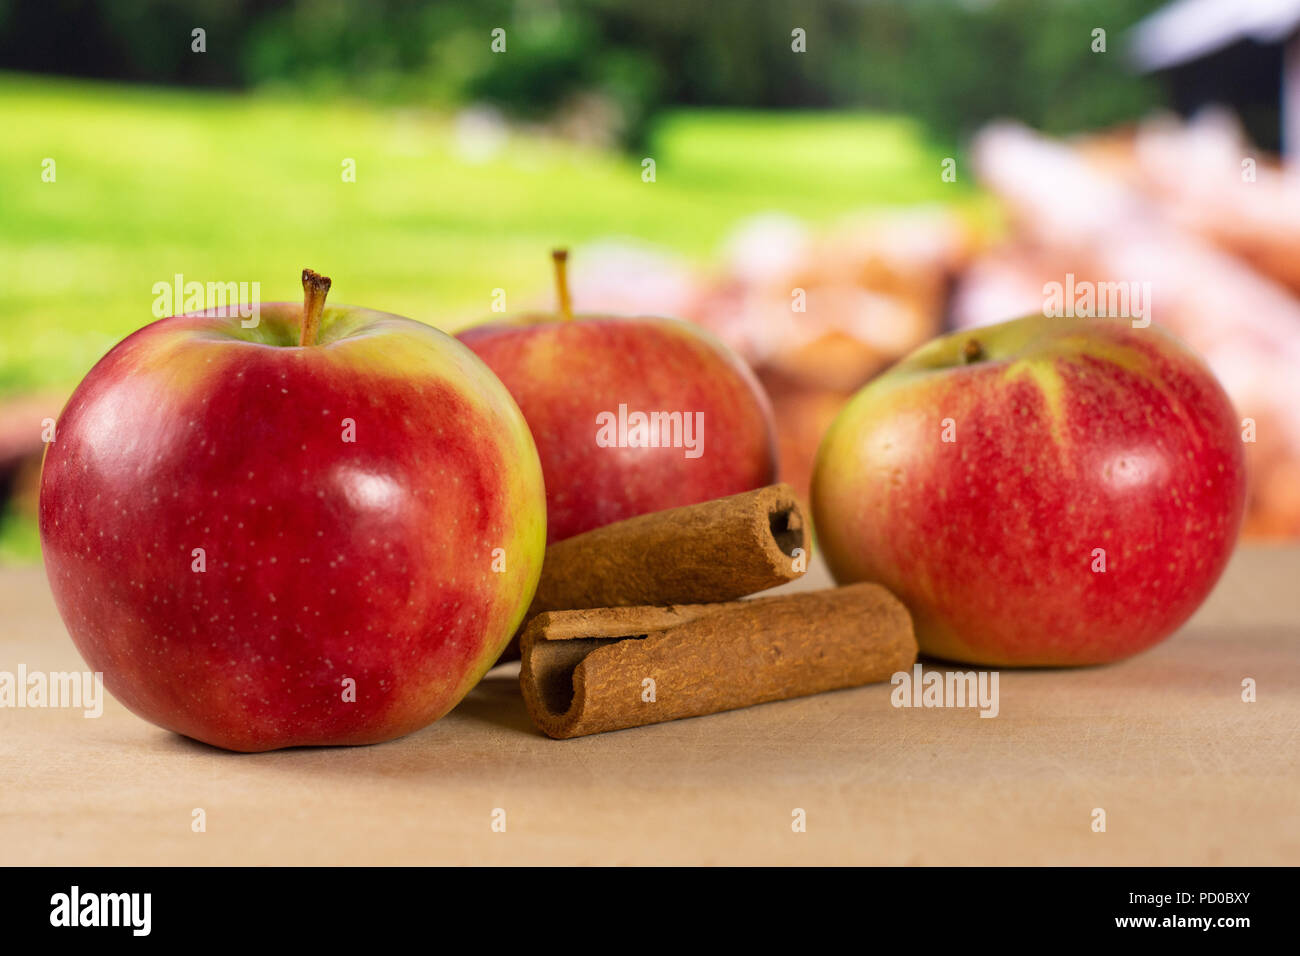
[
  {"left": 811, "top": 315, "right": 1246, "bottom": 666},
  {"left": 39, "top": 270, "right": 546, "bottom": 751},
  {"left": 458, "top": 251, "right": 779, "bottom": 542}
]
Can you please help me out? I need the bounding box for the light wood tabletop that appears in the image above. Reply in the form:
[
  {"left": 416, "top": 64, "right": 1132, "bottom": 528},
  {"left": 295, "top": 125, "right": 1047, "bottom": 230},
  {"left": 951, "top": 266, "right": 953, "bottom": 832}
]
[{"left": 2, "top": 546, "right": 1297, "bottom": 865}]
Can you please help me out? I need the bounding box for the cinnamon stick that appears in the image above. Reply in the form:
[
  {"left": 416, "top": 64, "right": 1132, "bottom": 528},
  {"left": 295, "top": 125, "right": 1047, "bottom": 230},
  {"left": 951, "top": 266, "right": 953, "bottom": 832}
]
[
  {"left": 495, "top": 484, "right": 810, "bottom": 663},
  {"left": 519, "top": 583, "right": 916, "bottom": 739},
  {"left": 530, "top": 483, "right": 808, "bottom": 616}
]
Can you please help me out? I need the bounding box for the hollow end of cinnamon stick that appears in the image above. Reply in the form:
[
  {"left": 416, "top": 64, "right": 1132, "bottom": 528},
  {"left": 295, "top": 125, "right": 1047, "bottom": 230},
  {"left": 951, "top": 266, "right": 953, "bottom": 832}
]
[
  {"left": 524, "top": 604, "right": 729, "bottom": 720},
  {"left": 520, "top": 584, "right": 916, "bottom": 739},
  {"left": 765, "top": 496, "right": 804, "bottom": 560}
]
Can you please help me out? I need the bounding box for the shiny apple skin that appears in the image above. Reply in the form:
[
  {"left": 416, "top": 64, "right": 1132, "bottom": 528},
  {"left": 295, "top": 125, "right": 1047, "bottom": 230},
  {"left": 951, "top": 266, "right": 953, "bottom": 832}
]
[
  {"left": 458, "top": 315, "right": 779, "bottom": 543},
  {"left": 39, "top": 304, "right": 546, "bottom": 751},
  {"left": 812, "top": 316, "right": 1247, "bottom": 667}
]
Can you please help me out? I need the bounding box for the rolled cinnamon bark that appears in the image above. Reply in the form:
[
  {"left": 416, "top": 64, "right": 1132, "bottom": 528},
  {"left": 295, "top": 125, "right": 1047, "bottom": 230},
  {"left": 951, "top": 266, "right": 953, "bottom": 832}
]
[
  {"left": 529, "top": 483, "right": 808, "bottom": 616},
  {"left": 519, "top": 583, "right": 916, "bottom": 739},
  {"left": 494, "top": 484, "right": 810, "bottom": 664}
]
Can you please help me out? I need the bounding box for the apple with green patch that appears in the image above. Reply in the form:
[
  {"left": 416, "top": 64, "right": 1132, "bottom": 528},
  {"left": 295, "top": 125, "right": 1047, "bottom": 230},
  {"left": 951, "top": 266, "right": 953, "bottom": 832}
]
[
  {"left": 40, "top": 269, "right": 545, "bottom": 751},
  {"left": 812, "top": 315, "right": 1246, "bottom": 666},
  {"left": 458, "top": 250, "right": 779, "bottom": 543}
]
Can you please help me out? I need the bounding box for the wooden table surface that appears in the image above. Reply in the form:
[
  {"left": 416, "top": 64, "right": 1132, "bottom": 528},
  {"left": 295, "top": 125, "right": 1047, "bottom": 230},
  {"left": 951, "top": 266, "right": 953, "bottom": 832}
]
[{"left": 2, "top": 546, "right": 1297, "bottom": 866}]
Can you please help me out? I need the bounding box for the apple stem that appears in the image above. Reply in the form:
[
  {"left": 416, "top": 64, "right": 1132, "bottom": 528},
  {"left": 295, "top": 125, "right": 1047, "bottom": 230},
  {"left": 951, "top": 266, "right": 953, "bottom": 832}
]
[
  {"left": 300, "top": 269, "right": 332, "bottom": 347},
  {"left": 552, "top": 249, "right": 574, "bottom": 321},
  {"left": 961, "top": 339, "right": 985, "bottom": 364}
]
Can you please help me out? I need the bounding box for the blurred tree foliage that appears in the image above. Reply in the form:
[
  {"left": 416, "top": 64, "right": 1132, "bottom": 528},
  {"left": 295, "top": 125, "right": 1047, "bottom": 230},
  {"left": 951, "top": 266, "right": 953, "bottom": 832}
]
[{"left": 0, "top": 0, "right": 1167, "bottom": 146}]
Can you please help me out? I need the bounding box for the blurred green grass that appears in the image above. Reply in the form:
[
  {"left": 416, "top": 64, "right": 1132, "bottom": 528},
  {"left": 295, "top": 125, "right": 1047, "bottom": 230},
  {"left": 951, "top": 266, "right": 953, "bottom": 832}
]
[
  {"left": 0, "top": 505, "right": 41, "bottom": 563},
  {"left": 0, "top": 72, "right": 978, "bottom": 559}
]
